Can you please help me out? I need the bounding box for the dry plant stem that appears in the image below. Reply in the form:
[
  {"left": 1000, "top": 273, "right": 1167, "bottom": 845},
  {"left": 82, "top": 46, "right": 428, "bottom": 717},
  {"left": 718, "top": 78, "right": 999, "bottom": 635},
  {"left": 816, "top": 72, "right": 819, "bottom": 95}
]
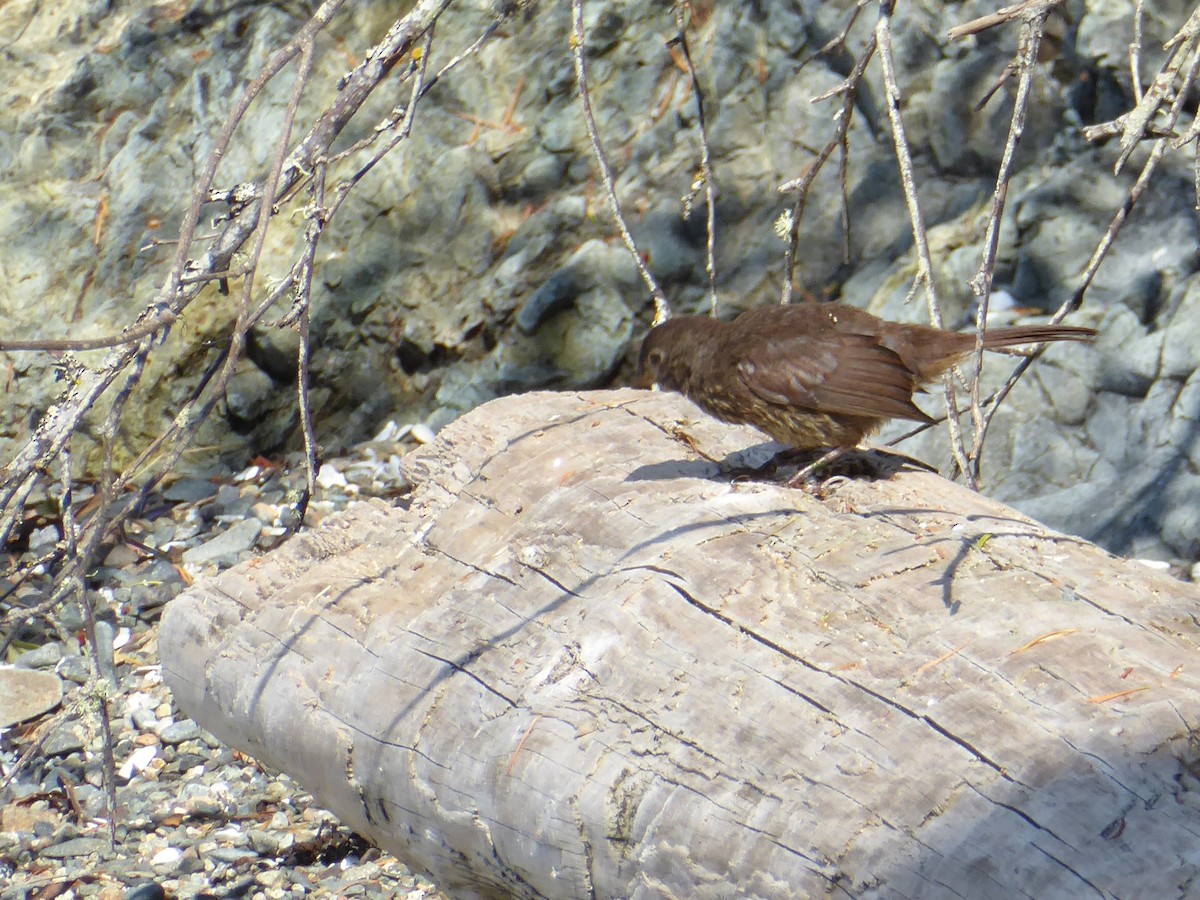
[
  {"left": 0, "top": 9, "right": 488, "bottom": 840},
  {"left": 70, "top": 345, "right": 151, "bottom": 848},
  {"left": 673, "top": 2, "right": 719, "bottom": 315},
  {"left": 1131, "top": 0, "right": 1145, "bottom": 104},
  {"left": 779, "top": 32, "right": 876, "bottom": 304},
  {"left": 798, "top": 0, "right": 871, "bottom": 69},
  {"left": 323, "top": 15, "right": 495, "bottom": 181},
  {"left": 945, "top": 0, "right": 1066, "bottom": 41},
  {"left": 570, "top": 0, "right": 669, "bottom": 323},
  {"left": 1, "top": 337, "right": 150, "bottom": 640},
  {"left": 326, "top": 27, "right": 435, "bottom": 230},
  {"left": 1072, "top": 46, "right": 1200, "bottom": 314},
  {"left": 965, "top": 17, "right": 1046, "bottom": 486},
  {"left": 293, "top": 161, "right": 328, "bottom": 530},
  {"left": 0, "top": 320, "right": 184, "bottom": 352},
  {"left": 122, "top": 1, "right": 452, "bottom": 495},
  {"left": 874, "top": 2, "right": 974, "bottom": 486},
  {"left": 1106, "top": 6, "right": 1200, "bottom": 173},
  {"left": 58, "top": 446, "right": 118, "bottom": 849}
]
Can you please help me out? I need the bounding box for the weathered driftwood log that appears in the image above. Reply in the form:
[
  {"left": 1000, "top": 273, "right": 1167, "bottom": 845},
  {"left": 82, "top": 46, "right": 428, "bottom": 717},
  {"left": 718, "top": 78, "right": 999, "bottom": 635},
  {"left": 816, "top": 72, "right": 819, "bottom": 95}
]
[{"left": 161, "top": 389, "right": 1200, "bottom": 899}]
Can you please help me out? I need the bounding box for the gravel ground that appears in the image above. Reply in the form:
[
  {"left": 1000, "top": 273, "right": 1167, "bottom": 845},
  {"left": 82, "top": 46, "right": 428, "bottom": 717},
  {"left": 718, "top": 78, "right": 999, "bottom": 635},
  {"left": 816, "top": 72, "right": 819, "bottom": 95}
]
[{"left": 0, "top": 425, "right": 449, "bottom": 899}]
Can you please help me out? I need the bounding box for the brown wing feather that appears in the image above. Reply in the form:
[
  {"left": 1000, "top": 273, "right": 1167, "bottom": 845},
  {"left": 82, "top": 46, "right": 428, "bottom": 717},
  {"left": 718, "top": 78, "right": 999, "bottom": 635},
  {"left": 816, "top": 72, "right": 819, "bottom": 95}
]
[{"left": 736, "top": 332, "right": 933, "bottom": 423}]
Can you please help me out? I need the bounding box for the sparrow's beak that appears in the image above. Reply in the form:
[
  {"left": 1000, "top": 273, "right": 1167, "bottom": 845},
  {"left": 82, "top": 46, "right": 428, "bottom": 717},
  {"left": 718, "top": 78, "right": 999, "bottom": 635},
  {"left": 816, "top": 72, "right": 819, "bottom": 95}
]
[{"left": 632, "top": 369, "right": 655, "bottom": 390}]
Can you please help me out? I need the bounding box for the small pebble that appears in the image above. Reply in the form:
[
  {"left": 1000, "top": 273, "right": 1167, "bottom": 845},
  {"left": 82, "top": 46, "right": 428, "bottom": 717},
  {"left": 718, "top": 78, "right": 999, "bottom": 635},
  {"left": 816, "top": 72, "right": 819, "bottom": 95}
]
[
  {"left": 158, "top": 720, "right": 201, "bottom": 745},
  {"left": 15, "top": 643, "right": 64, "bottom": 669},
  {"left": 40, "top": 836, "right": 107, "bottom": 859},
  {"left": 124, "top": 883, "right": 167, "bottom": 900}
]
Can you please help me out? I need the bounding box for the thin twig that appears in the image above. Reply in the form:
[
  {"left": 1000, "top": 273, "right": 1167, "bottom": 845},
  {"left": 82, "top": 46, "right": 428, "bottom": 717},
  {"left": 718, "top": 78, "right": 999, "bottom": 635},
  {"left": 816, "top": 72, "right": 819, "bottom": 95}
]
[
  {"left": 673, "top": 1, "right": 719, "bottom": 315},
  {"left": 779, "top": 32, "right": 876, "bottom": 303},
  {"left": 946, "top": 0, "right": 1067, "bottom": 41},
  {"left": 1131, "top": 0, "right": 1145, "bottom": 105},
  {"left": 875, "top": 2, "right": 973, "bottom": 485},
  {"left": 797, "top": 0, "right": 871, "bottom": 72},
  {"left": 326, "top": 25, "right": 435, "bottom": 227},
  {"left": 965, "top": 16, "right": 1048, "bottom": 485},
  {"left": 292, "top": 159, "right": 328, "bottom": 533},
  {"left": 570, "top": 0, "right": 669, "bottom": 323},
  {"left": 1072, "top": 45, "right": 1200, "bottom": 313}
]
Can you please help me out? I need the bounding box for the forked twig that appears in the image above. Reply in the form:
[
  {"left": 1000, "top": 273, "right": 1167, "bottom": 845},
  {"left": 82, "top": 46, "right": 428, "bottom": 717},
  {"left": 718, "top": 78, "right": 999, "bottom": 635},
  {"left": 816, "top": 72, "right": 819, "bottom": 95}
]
[{"left": 779, "top": 32, "right": 876, "bottom": 303}]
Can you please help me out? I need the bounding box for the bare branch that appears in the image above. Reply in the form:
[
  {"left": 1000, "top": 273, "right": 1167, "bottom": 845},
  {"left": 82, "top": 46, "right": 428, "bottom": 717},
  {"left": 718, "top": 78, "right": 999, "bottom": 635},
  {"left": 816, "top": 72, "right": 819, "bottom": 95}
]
[
  {"left": 673, "top": 1, "right": 719, "bottom": 316},
  {"left": 946, "top": 0, "right": 1067, "bottom": 42},
  {"left": 779, "top": 31, "right": 876, "bottom": 303},
  {"left": 875, "top": 2, "right": 973, "bottom": 485},
  {"left": 965, "top": 15, "right": 1049, "bottom": 485},
  {"left": 1131, "top": 0, "right": 1146, "bottom": 104},
  {"left": 570, "top": 0, "right": 669, "bottom": 323}
]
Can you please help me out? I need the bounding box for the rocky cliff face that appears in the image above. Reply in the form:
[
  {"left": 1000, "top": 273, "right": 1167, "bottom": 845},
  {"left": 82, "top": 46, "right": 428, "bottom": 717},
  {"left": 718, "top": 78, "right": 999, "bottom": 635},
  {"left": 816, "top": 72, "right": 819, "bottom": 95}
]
[{"left": 1, "top": 0, "right": 1197, "bottom": 563}]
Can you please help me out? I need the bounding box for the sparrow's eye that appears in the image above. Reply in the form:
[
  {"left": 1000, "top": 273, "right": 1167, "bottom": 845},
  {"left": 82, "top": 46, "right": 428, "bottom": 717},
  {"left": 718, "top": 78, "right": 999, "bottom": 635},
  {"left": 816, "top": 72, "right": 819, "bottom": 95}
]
[{"left": 647, "top": 349, "right": 666, "bottom": 368}]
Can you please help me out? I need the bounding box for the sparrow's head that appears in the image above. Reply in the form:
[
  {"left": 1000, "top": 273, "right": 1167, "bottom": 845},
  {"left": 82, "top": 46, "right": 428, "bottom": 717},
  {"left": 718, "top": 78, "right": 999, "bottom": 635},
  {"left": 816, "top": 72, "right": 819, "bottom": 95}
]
[{"left": 634, "top": 317, "right": 718, "bottom": 391}]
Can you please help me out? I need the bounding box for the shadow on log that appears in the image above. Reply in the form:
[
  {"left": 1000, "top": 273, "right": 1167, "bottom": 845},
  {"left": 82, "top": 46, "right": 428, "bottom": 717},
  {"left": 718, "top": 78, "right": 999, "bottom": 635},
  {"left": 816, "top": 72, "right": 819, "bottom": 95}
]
[{"left": 160, "top": 389, "right": 1200, "bottom": 899}]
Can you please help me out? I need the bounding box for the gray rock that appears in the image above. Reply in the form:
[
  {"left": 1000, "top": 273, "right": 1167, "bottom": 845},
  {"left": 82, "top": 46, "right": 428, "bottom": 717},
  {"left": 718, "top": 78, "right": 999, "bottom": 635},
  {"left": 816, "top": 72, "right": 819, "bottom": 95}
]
[
  {"left": 1096, "top": 306, "right": 1160, "bottom": 397},
  {"left": 57, "top": 655, "right": 92, "bottom": 684},
  {"left": 516, "top": 268, "right": 581, "bottom": 334},
  {"left": 1161, "top": 475, "right": 1200, "bottom": 559},
  {"left": 131, "top": 705, "right": 159, "bottom": 731},
  {"left": 246, "top": 828, "right": 290, "bottom": 855},
  {"left": 103, "top": 543, "right": 141, "bottom": 568},
  {"left": 209, "top": 847, "right": 256, "bottom": 865},
  {"left": 124, "top": 884, "right": 167, "bottom": 900},
  {"left": 56, "top": 600, "right": 88, "bottom": 633},
  {"left": 1076, "top": 0, "right": 1193, "bottom": 69},
  {"left": 94, "top": 619, "right": 118, "bottom": 688},
  {"left": 224, "top": 365, "right": 279, "bottom": 432},
  {"left": 158, "top": 719, "right": 201, "bottom": 745},
  {"left": 38, "top": 836, "right": 107, "bottom": 858},
  {"left": 127, "top": 561, "right": 184, "bottom": 615},
  {"left": 0, "top": 666, "right": 62, "bottom": 727},
  {"left": 181, "top": 518, "right": 262, "bottom": 567},
  {"left": 1161, "top": 280, "right": 1200, "bottom": 378},
  {"left": 162, "top": 478, "right": 220, "bottom": 504},
  {"left": 1177, "top": 372, "right": 1200, "bottom": 472},
  {"left": 14, "top": 643, "right": 64, "bottom": 670}
]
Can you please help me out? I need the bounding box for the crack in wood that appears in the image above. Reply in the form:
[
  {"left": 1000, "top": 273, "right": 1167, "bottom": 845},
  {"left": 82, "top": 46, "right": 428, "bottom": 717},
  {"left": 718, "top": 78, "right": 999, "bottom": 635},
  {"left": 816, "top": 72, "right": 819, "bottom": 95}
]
[
  {"left": 660, "top": 576, "right": 1028, "bottom": 787},
  {"left": 415, "top": 647, "right": 519, "bottom": 708},
  {"left": 1029, "top": 843, "right": 1107, "bottom": 897}
]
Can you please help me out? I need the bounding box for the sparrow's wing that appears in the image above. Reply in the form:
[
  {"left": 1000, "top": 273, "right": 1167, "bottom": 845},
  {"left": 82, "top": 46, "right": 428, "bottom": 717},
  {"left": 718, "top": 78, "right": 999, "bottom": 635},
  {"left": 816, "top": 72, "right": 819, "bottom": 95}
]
[{"left": 736, "top": 331, "right": 934, "bottom": 423}]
